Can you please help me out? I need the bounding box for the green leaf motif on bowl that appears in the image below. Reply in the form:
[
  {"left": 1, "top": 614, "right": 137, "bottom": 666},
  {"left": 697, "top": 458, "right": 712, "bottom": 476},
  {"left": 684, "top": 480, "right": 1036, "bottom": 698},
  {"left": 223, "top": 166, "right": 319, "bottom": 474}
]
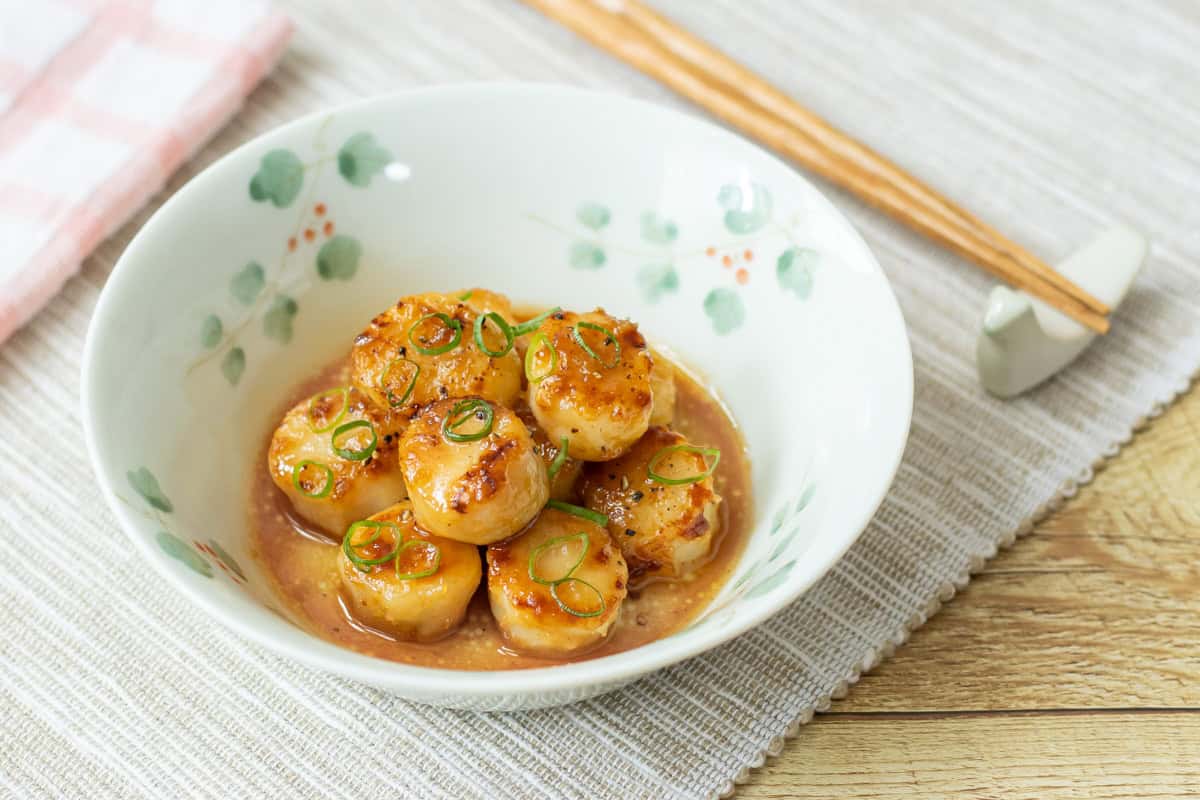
[
  {"left": 263, "top": 295, "right": 299, "bottom": 343},
  {"left": 248, "top": 149, "right": 304, "bottom": 208},
  {"left": 744, "top": 560, "right": 797, "bottom": 599},
  {"left": 221, "top": 347, "right": 246, "bottom": 386},
  {"left": 778, "top": 246, "right": 818, "bottom": 299},
  {"left": 230, "top": 261, "right": 266, "bottom": 305},
  {"left": 127, "top": 467, "right": 173, "bottom": 513},
  {"left": 637, "top": 264, "right": 679, "bottom": 303},
  {"left": 639, "top": 211, "right": 678, "bottom": 244},
  {"left": 338, "top": 132, "right": 393, "bottom": 187},
  {"left": 207, "top": 539, "right": 246, "bottom": 581},
  {"left": 576, "top": 202, "right": 611, "bottom": 231},
  {"left": 156, "top": 531, "right": 212, "bottom": 578},
  {"left": 317, "top": 235, "right": 362, "bottom": 281},
  {"left": 569, "top": 241, "right": 606, "bottom": 269},
  {"left": 199, "top": 315, "right": 223, "bottom": 349},
  {"left": 703, "top": 288, "right": 745, "bottom": 334},
  {"left": 771, "top": 483, "right": 815, "bottom": 535},
  {"left": 689, "top": 483, "right": 816, "bottom": 631},
  {"left": 718, "top": 182, "right": 773, "bottom": 234}
]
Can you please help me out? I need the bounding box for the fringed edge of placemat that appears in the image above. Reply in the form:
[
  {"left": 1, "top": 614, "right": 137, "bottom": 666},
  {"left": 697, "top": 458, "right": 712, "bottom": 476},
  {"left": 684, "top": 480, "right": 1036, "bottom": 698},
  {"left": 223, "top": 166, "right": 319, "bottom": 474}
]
[{"left": 711, "top": 369, "right": 1199, "bottom": 800}]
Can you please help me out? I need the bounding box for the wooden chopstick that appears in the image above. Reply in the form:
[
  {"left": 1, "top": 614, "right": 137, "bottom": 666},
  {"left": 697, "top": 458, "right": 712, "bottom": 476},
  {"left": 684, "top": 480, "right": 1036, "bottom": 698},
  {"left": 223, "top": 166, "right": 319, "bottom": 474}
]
[
  {"left": 617, "top": 0, "right": 1111, "bottom": 320},
  {"left": 524, "top": 0, "right": 1111, "bottom": 334}
]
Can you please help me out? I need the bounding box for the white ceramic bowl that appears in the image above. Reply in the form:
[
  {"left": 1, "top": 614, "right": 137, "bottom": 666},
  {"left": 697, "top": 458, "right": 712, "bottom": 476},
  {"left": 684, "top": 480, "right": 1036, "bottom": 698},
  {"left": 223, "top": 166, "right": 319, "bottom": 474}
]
[{"left": 82, "top": 85, "right": 912, "bottom": 710}]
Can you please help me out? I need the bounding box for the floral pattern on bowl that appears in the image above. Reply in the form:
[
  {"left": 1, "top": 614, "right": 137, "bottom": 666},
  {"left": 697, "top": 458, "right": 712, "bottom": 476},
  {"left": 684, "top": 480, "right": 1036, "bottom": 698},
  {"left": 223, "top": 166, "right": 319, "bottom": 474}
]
[
  {"left": 190, "top": 120, "right": 391, "bottom": 385},
  {"left": 530, "top": 183, "right": 821, "bottom": 336}
]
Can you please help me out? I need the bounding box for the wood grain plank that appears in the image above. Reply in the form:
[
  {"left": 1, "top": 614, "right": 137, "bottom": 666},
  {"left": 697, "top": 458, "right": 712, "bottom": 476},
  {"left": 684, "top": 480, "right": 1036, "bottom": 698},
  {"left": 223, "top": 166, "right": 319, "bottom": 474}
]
[
  {"left": 743, "top": 386, "right": 1200, "bottom": 793},
  {"left": 739, "top": 713, "right": 1200, "bottom": 799},
  {"left": 835, "top": 386, "right": 1200, "bottom": 712}
]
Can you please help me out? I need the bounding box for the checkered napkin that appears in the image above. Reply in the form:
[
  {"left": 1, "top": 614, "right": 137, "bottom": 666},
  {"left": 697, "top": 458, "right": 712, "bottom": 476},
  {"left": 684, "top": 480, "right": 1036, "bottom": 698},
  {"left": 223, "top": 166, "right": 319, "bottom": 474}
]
[{"left": 0, "top": 0, "right": 291, "bottom": 344}]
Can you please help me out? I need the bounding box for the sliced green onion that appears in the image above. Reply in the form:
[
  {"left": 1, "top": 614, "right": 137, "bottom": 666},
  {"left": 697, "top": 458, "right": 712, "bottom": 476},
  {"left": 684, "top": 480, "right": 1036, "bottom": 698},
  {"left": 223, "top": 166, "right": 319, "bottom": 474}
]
[
  {"left": 291, "top": 460, "right": 334, "bottom": 498},
  {"left": 572, "top": 321, "right": 621, "bottom": 368},
  {"left": 528, "top": 532, "right": 589, "bottom": 585},
  {"left": 342, "top": 520, "right": 400, "bottom": 571},
  {"left": 647, "top": 444, "right": 721, "bottom": 486},
  {"left": 408, "top": 312, "right": 463, "bottom": 356},
  {"left": 473, "top": 312, "right": 515, "bottom": 357},
  {"left": 331, "top": 419, "right": 377, "bottom": 461},
  {"left": 394, "top": 539, "right": 442, "bottom": 580},
  {"left": 458, "top": 290, "right": 473, "bottom": 301},
  {"left": 381, "top": 358, "right": 420, "bottom": 407},
  {"left": 510, "top": 306, "right": 562, "bottom": 337},
  {"left": 442, "top": 398, "right": 494, "bottom": 443},
  {"left": 546, "top": 499, "right": 608, "bottom": 528},
  {"left": 550, "top": 578, "right": 606, "bottom": 618},
  {"left": 547, "top": 436, "right": 569, "bottom": 479},
  {"left": 524, "top": 332, "right": 558, "bottom": 383},
  {"left": 307, "top": 386, "right": 349, "bottom": 433}
]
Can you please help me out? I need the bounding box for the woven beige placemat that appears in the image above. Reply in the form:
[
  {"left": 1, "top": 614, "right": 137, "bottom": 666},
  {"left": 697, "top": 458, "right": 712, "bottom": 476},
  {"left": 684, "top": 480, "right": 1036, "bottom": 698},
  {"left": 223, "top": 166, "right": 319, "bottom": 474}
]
[{"left": 3, "top": 2, "right": 1198, "bottom": 798}]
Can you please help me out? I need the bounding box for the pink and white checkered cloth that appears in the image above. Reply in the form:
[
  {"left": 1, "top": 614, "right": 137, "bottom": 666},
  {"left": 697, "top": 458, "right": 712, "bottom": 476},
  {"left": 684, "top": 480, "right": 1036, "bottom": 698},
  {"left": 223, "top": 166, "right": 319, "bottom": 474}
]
[{"left": 0, "top": 0, "right": 292, "bottom": 344}]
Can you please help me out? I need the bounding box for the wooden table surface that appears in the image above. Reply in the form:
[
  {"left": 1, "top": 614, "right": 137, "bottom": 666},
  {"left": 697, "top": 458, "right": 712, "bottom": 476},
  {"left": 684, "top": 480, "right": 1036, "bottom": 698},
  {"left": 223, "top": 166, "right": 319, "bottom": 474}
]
[{"left": 741, "top": 387, "right": 1200, "bottom": 798}]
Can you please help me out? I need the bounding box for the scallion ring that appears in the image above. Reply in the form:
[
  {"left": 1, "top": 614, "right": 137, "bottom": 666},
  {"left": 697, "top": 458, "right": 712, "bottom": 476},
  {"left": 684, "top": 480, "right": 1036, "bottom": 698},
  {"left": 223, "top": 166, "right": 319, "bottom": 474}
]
[
  {"left": 331, "top": 419, "right": 377, "bottom": 461},
  {"left": 550, "top": 578, "right": 606, "bottom": 618},
  {"left": 306, "top": 386, "right": 349, "bottom": 433},
  {"left": 528, "top": 532, "right": 590, "bottom": 585},
  {"left": 291, "top": 460, "right": 334, "bottom": 498},
  {"left": 646, "top": 444, "right": 721, "bottom": 486},
  {"left": 394, "top": 539, "right": 442, "bottom": 580},
  {"left": 546, "top": 436, "right": 569, "bottom": 480},
  {"left": 441, "top": 398, "right": 494, "bottom": 443},
  {"left": 381, "top": 357, "right": 420, "bottom": 407},
  {"left": 407, "top": 312, "right": 463, "bottom": 356},
  {"left": 342, "top": 520, "right": 400, "bottom": 571},
  {"left": 458, "top": 289, "right": 473, "bottom": 301},
  {"left": 524, "top": 332, "right": 558, "bottom": 383},
  {"left": 546, "top": 499, "right": 608, "bottom": 528},
  {"left": 510, "top": 306, "right": 562, "bottom": 337},
  {"left": 571, "top": 321, "right": 621, "bottom": 368},
  {"left": 473, "top": 312, "right": 515, "bottom": 357}
]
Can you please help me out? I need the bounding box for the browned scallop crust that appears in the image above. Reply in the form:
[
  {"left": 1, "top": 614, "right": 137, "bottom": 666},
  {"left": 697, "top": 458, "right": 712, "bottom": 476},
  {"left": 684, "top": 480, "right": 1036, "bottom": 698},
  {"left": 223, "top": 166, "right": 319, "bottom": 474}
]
[
  {"left": 580, "top": 426, "right": 722, "bottom": 584},
  {"left": 350, "top": 292, "right": 522, "bottom": 419},
  {"left": 527, "top": 309, "right": 654, "bottom": 461},
  {"left": 338, "top": 501, "right": 481, "bottom": 642},
  {"left": 267, "top": 387, "right": 408, "bottom": 534},
  {"left": 515, "top": 404, "right": 584, "bottom": 501},
  {"left": 648, "top": 351, "right": 677, "bottom": 427},
  {"left": 486, "top": 508, "right": 628, "bottom": 654},
  {"left": 458, "top": 287, "right": 515, "bottom": 320},
  {"left": 397, "top": 397, "right": 549, "bottom": 544}
]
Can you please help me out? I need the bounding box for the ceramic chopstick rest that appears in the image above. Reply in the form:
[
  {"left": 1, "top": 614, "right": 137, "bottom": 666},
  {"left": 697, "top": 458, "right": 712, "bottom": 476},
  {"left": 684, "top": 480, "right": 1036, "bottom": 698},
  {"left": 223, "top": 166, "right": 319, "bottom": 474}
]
[{"left": 977, "top": 225, "right": 1148, "bottom": 399}]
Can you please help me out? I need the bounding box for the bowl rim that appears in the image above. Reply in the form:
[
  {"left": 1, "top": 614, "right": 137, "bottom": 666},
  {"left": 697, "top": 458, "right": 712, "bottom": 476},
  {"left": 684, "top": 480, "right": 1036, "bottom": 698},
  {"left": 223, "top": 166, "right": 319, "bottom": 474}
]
[{"left": 81, "top": 82, "right": 913, "bottom": 698}]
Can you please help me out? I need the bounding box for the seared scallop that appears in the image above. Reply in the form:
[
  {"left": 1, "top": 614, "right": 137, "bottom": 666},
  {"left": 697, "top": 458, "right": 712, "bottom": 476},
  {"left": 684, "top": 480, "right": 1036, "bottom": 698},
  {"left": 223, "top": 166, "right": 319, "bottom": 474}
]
[
  {"left": 526, "top": 309, "right": 653, "bottom": 461},
  {"left": 580, "top": 427, "right": 721, "bottom": 584},
  {"left": 338, "top": 502, "right": 481, "bottom": 641},
  {"left": 397, "top": 397, "right": 549, "bottom": 544},
  {"left": 268, "top": 386, "right": 407, "bottom": 536},
  {"left": 350, "top": 292, "right": 522, "bottom": 419},
  {"left": 648, "top": 351, "right": 677, "bottom": 427},
  {"left": 458, "top": 287, "right": 516, "bottom": 321},
  {"left": 487, "top": 506, "right": 627, "bottom": 655},
  {"left": 516, "top": 405, "right": 584, "bottom": 501}
]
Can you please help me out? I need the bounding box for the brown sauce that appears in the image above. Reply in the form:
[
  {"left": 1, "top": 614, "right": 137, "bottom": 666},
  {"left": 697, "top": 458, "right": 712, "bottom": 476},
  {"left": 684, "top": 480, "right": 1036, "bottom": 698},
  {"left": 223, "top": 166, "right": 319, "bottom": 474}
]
[{"left": 249, "top": 354, "right": 752, "bottom": 670}]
